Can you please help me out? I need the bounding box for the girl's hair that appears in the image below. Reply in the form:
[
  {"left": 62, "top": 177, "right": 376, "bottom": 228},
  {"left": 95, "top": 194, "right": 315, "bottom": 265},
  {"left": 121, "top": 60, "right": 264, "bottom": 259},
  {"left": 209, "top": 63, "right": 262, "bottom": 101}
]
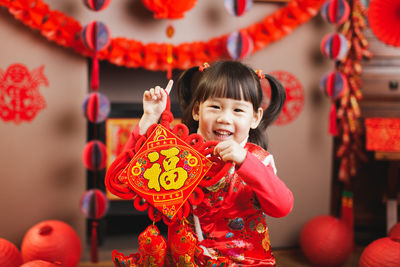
[{"left": 176, "top": 60, "right": 286, "bottom": 150}]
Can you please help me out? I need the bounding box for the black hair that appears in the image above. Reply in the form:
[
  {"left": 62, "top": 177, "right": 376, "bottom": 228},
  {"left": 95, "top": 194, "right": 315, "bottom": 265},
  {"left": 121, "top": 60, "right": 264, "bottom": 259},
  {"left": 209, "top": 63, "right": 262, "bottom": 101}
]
[{"left": 176, "top": 60, "right": 286, "bottom": 150}]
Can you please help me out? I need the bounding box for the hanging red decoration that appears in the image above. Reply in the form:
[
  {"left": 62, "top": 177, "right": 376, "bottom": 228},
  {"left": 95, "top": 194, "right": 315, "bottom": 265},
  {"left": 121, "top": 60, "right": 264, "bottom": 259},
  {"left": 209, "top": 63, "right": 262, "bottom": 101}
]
[
  {"left": 368, "top": 0, "right": 400, "bottom": 47},
  {"left": 0, "top": 64, "right": 48, "bottom": 124},
  {"left": 261, "top": 71, "right": 304, "bottom": 126},
  {"left": 82, "top": 140, "right": 107, "bottom": 171},
  {"left": 320, "top": 32, "right": 349, "bottom": 60},
  {"left": 320, "top": 0, "right": 350, "bottom": 25},
  {"left": 365, "top": 118, "right": 400, "bottom": 152},
  {"left": 226, "top": 31, "right": 254, "bottom": 60},
  {"left": 224, "top": 0, "right": 253, "bottom": 17},
  {"left": 84, "top": 0, "right": 111, "bottom": 12},
  {"left": 141, "top": 0, "right": 198, "bottom": 19},
  {"left": 0, "top": 0, "right": 326, "bottom": 71},
  {"left": 82, "top": 92, "right": 111, "bottom": 123}
]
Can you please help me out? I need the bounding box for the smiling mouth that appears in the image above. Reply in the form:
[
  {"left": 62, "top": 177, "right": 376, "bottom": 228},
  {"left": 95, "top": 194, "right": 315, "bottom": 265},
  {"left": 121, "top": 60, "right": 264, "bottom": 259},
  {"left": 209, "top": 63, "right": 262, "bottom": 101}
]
[{"left": 214, "top": 130, "right": 233, "bottom": 138}]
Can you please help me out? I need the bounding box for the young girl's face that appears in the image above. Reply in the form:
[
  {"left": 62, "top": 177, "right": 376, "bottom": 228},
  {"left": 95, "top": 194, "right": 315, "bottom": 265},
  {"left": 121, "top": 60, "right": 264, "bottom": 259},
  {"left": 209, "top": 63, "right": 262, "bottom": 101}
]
[{"left": 192, "top": 97, "right": 263, "bottom": 144}]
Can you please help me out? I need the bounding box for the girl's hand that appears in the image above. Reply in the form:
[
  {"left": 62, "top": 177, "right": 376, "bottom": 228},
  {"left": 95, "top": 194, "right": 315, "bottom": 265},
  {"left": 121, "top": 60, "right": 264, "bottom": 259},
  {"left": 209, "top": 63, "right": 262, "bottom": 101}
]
[
  {"left": 139, "top": 80, "right": 173, "bottom": 134},
  {"left": 214, "top": 140, "right": 247, "bottom": 165}
]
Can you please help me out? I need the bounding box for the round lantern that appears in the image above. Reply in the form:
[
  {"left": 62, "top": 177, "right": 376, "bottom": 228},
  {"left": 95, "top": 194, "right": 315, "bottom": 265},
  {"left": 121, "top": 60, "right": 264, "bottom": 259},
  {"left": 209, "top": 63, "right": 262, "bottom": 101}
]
[
  {"left": 21, "top": 260, "right": 60, "bottom": 267},
  {"left": 320, "top": 33, "right": 349, "bottom": 60},
  {"left": 81, "top": 21, "right": 110, "bottom": 52},
  {"left": 320, "top": 0, "right": 350, "bottom": 25},
  {"left": 83, "top": 0, "right": 111, "bottom": 11},
  {"left": 80, "top": 189, "right": 109, "bottom": 220},
  {"left": 82, "top": 92, "right": 110, "bottom": 123},
  {"left": 141, "top": 0, "right": 198, "bottom": 19},
  {"left": 0, "top": 238, "right": 22, "bottom": 267},
  {"left": 320, "top": 71, "right": 348, "bottom": 100},
  {"left": 300, "top": 215, "right": 353, "bottom": 267},
  {"left": 224, "top": 0, "right": 252, "bottom": 17},
  {"left": 21, "top": 220, "right": 82, "bottom": 267},
  {"left": 227, "top": 31, "right": 254, "bottom": 60},
  {"left": 82, "top": 140, "right": 107, "bottom": 171},
  {"left": 359, "top": 237, "right": 400, "bottom": 267}
]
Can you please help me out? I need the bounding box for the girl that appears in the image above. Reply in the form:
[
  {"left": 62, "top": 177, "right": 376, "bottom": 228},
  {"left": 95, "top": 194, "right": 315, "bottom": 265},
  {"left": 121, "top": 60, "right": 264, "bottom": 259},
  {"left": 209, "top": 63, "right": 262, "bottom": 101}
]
[{"left": 113, "top": 60, "right": 293, "bottom": 266}]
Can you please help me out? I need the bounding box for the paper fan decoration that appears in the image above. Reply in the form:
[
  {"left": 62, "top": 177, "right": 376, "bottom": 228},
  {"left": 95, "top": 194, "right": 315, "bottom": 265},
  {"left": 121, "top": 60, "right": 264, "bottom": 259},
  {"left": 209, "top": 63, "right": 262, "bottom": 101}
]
[{"left": 368, "top": 0, "right": 400, "bottom": 47}]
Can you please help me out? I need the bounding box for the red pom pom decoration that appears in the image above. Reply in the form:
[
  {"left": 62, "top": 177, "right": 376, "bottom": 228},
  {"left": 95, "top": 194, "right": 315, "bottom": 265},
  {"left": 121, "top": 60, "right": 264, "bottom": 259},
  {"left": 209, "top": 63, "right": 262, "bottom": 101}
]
[
  {"left": 300, "top": 215, "right": 353, "bottom": 267},
  {"left": 0, "top": 238, "right": 22, "bottom": 267},
  {"left": 141, "top": 0, "right": 198, "bottom": 19},
  {"left": 320, "top": 71, "right": 348, "bottom": 100},
  {"left": 81, "top": 21, "right": 110, "bottom": 52},
  {"left": 320, "top": 33, "right": 349, "bottom": 60},
  {"left": 320, "top": 0, "right": 350, "bottom": 25},
  {"left": 21, "top": 260, "right": 60, "bottom": 267},
  {"left": 359, "top": 237, "right": 400, "bottom": 267},
  {"left": 80, "top": 189, "right": 109, "bottom": 220},
  {"left": 83, "top": 0, "right": 111, "bottom": 11},
  {"left": 226, "top": 31, "right": 253, "bottom": 60},
  {"left": 82, "top": 92, "right": 110, "bottom": 123},
  {"left": 82, "top": 140, "right": 107, "bottom": 171},
  {"left": 224, "top": 0, "right": 252, "bottom": 17},
  {"left": 368, "top": 0, "right": 400, "bottom": 47},
  {"left": 21, "top": 220, "right": 82, "bottom": 267}
]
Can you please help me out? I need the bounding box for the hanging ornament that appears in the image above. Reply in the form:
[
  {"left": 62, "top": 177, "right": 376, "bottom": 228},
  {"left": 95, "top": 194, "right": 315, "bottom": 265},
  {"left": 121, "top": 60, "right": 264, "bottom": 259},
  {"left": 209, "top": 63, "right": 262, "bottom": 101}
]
[
  {"left": 81, "top": 21, "right": 111, "bottom": 90},
  {"left": 0, "top": 64, "right": 48, "bottom": 124},
  {"left": 226, "top": 31, "right": 254, "bottom": 60},
  {"left": 141, "top": 0, "right": 198, "bottom": 19},
  {"left": 224, "top": 0, "right": 252, "bottom": 17},
  {"left": 83, "top": 0, "right": 111, "bottom": 11},
  {"left": 368, "top": 0, "right": 400, "bottom": 47},
  {"left": 82, "top": 140, "right": 107, "bottom": 171},
  {"left": 320, "top": 0, "right": 350, "bottom": 25},
  {"left": 80, "top": 189, "right": 109, "bottom": 263},
  {"left": 82, "top": 92, "right": 111, "bottom": 123},
  {"left": 320, "top": 71, "right": 348, "bottom": 135},
  {"left": 320, "top": 32, "right": 349, "bottom": 60}
]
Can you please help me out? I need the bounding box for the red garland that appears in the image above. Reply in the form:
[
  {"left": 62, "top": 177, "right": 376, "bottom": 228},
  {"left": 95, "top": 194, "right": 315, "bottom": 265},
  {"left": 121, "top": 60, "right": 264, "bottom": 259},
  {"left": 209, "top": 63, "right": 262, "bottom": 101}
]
[{"left": 0, "top": 0, "right": 325, "bottom": 71}]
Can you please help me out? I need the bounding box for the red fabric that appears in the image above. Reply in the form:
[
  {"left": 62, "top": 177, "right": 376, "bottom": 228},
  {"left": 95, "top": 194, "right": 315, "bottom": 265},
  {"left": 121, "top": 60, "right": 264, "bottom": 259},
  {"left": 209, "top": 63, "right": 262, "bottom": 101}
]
[
  {"left": 329, "top": 103, "right": 338, "bottom": 136},
  {"left": 365, "top": 118, "right": 400, "bottom": 152},
  {"left": 90, "top": 222, "right": 98, "bottom": 263},
  {"left": 91, "top": 53, "right": 99, "bottom": 90},
  {"left": 194, "top": 143, "right": 293, "bottom": 265}
]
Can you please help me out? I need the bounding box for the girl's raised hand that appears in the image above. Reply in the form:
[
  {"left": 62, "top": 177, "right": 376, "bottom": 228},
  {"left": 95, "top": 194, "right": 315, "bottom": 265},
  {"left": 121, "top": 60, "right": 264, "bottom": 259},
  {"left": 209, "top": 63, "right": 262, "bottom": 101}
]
[{"left": 214, "top": 140, "right": 247, "bottom": 166}]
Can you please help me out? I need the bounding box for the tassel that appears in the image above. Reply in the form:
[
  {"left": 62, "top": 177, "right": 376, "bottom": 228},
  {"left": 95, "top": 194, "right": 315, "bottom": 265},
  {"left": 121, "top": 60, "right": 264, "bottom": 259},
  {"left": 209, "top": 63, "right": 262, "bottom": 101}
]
[
  {"left": 91, "top": 52, "right": 99, "bottom": 90},
  {"left": 341, "top": 190, "right": 354, "bottom": 244},
  {"left": 91, "top": 221, "right": 99, "bottom": 263},
  {"left": 329, "top": 103, "right": 338, "bottom": 135}
]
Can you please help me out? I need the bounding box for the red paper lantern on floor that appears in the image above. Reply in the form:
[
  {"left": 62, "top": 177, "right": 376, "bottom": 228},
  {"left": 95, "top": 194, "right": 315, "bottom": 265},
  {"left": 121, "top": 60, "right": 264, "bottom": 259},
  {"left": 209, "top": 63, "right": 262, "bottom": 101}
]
[
  {"left": 21, "top": 220, "right": 81, "bottom": 267},
  {"left": 300, "top": 215, "right": 353, "bottom": 267},
  {"left": 359, "top": 237, "right": 400, "bottom": 267},
  {"left": 389, "top": 222, "right": 400, "bottom": 240},
  {"left": 0, "top": 238, "right": 22, "bottom": 267},
  {"left": 141, "top": 0, "right": 198, "bottom": 19},
  {"left": 20, "top": 260, "right": 60, "bottom": 267}
]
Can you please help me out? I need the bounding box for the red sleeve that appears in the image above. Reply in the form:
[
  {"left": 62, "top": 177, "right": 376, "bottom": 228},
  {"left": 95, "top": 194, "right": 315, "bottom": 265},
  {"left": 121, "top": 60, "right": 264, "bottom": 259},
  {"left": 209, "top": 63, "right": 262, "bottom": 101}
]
[
  {"left": 122, "top": 123, "right": 142, "bottom": 152},
  {"left": 236, "top": 152, "right": 294, "bottom": 218}
]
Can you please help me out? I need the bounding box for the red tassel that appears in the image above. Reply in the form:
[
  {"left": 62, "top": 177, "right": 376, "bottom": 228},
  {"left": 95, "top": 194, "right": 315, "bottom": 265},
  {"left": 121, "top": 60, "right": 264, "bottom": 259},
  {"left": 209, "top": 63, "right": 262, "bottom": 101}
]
[
  {"left": 329, "top": 103, "right": 338, "bottom": 135},
  {"left": 91, "top": 53, "right": 99, "bottom": 91},
  {"left": 341, "top": 191, "right": 354, "bottom": 245},
  {"left": 90, "top": 221, "right": 99, "bottom": 263}
]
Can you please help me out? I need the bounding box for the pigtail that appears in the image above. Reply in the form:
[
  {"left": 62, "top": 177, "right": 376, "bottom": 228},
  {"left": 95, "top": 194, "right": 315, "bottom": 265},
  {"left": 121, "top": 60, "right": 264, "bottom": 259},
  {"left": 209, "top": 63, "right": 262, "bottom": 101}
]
[
  {"left": 249, "top": 73, "right": 286, "bottom": 150},
  {"left": 176, "top": 66, "right": 201, "bottom": 133}
]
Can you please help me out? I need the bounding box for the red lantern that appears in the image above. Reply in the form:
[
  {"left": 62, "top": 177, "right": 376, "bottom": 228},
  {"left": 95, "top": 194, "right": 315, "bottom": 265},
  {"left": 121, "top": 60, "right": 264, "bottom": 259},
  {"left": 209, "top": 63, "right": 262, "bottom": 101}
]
[
  {"left": 0, "top": 238, "right": 22, "bottom": 267},
  {"left": 141, "top": 0, "right": 198, "bottom": 19},
  {"left": 20, "top": 260, "right": 60, "bottom": 267},
  {"left": 300, "top": 215, "right": 353, "bottom": 267},
  {"left": 82, "top": 140, "right": 107, "bottom": 171},
  {"left": 389, "top": 222, "right": 400, "bottom": 240},
  {"left": 359, "top": 237, "right": 400, "bottom": 267},
  {"left": 21, "top": 220, "right": 81, "bottom": 267}
]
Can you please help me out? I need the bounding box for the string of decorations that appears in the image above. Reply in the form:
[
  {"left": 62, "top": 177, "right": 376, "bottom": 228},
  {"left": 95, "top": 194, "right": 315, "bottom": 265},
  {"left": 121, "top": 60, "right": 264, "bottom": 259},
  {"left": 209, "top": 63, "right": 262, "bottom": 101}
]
[
  {"left": 79, "top": 0, "right": 111, "bottom": 263},
  {"left": 0, "top": 0, "right": 326, "bottom": 71}
]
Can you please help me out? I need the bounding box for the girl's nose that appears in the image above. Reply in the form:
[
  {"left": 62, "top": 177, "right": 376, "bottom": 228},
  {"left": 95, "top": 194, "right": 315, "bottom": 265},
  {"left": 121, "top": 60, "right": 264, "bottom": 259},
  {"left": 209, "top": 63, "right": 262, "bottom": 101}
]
[{"left": 216, "top": 111, "right": 233, "bottom": 124}]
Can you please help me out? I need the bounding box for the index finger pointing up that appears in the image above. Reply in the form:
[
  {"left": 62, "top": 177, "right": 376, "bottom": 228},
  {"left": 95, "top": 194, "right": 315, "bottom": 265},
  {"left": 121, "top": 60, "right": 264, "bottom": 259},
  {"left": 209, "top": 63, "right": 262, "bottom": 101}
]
[{"left": 165, "top": 80, "right": 173, "bottom": 95}]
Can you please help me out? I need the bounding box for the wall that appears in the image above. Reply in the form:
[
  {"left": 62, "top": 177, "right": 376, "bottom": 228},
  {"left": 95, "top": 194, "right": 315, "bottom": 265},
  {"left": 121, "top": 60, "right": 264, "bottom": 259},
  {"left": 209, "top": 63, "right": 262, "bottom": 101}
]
[{"left": 0, "top": 0, "right": 334, "bottom": 250}]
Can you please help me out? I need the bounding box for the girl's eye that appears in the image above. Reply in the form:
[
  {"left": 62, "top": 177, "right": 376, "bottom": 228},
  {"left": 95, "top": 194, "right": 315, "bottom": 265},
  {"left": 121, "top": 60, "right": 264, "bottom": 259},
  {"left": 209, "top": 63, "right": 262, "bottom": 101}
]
[
  {"left": 234, "top": 108, "right": 244, "bottom": 112},
  {"left": 210, "top": 105, "right": 220, "bottom": 109}
]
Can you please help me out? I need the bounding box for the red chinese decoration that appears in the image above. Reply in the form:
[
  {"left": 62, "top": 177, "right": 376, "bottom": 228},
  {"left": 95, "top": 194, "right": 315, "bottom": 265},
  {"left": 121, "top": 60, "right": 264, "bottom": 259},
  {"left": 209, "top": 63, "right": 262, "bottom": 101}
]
[
  {"left": 0, "top": 64, "right": 48, "bottom": 124},
  {"left": 0, "top": 0, "right": 326, "bottom": 71},
  {"left": 365, "top": 118, "right": 400, "bottom": 152},
  {"left": 141, "top": 0, "right": 198, "bottom": 19},
  {"left": 261, "top": 71, "right": 304, "bottom": 126},
  {"left": 118, "top": 124, "right": 212, "bottom": 220}
]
